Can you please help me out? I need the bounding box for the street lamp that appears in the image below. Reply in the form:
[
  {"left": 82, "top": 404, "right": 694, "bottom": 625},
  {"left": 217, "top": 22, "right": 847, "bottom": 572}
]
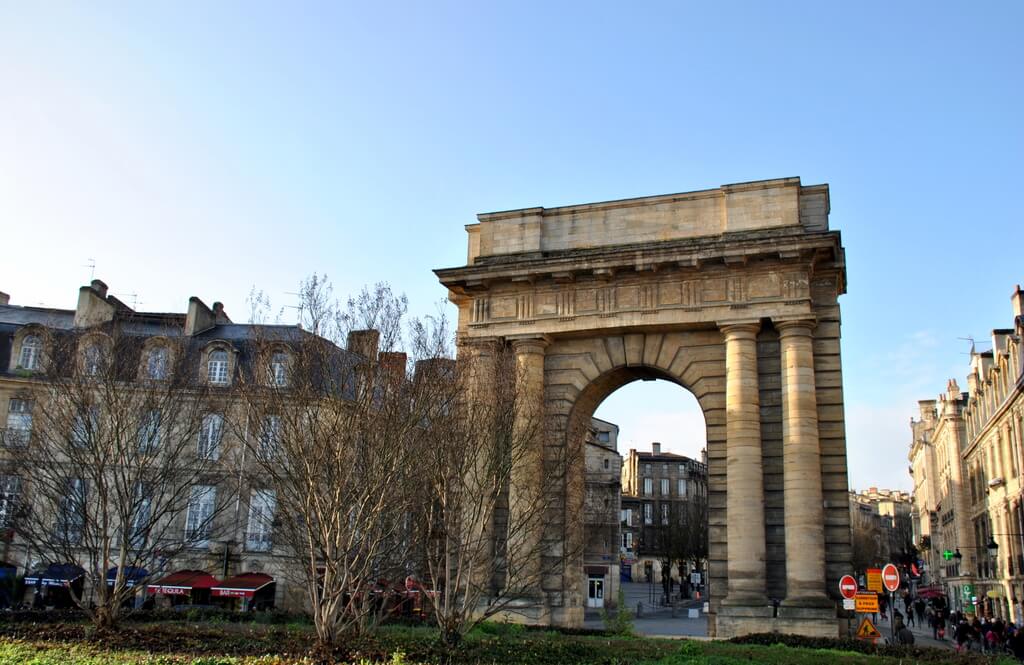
[
  {"left": 954, "top": 549, "right": 963, "bottom": 562},
  {"left": 986, "top": 538, "right": 999, "bottom": 559}
]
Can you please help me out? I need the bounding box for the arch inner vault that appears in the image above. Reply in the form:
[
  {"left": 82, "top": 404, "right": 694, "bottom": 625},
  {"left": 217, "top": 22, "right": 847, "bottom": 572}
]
[{"left": 435, "top": 177, "right": 851, "bottom": 637}]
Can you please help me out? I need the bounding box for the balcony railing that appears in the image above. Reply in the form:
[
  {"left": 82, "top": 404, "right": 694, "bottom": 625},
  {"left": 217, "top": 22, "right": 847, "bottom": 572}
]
[{"left": 0, "top": 428, "right": 30, "bottom": 448}]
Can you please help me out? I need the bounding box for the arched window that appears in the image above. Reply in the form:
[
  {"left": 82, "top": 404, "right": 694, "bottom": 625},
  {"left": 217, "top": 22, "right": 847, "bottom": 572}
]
[
  {"left": 147, "top": 347, "right": 168, "bottom": 380},
  {"left": 270, "top": 353, "right": 287, "bottom": 387},
  {"left": 208, "top": 350, "right": 229, "bottom": 385},
  {"left": 18, "top": 335, "right": 41, "bottom": 370}
]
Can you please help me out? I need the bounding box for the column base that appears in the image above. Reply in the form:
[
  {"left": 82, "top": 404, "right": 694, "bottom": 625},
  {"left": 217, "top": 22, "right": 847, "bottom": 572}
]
[{"left": 716, "top": 597, "right": 838, "bottom": 638}]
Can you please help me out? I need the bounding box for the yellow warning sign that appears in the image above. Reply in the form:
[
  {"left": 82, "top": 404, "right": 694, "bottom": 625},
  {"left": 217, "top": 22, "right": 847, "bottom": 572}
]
[
  {"left": 855, "top": 592, "right": 879, "bottom": 613},
  {"left": 857, "top": 617, "right": 881, "bottom": 639},
  {"left": 866, "top": 569, "right": 883, "bottom": 593}
]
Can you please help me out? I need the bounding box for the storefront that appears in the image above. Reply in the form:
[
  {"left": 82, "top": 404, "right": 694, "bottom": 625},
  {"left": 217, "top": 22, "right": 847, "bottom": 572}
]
[
  {"left": 24, "top": 563, "right": 85, "bottom": 608},
  {"left": 211, "top": 573, "right": 275, "bottom": 611},
  {"left": 146, "top": 569, "right": 218, "bottom": 607},
  {"left": 106, "top": 567, "right": 149, "bottom": 607}
]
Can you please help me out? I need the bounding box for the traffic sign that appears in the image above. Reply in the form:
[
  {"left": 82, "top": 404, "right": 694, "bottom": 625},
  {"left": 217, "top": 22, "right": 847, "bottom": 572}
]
[
  {"left": 866, "top": 568, "right": 883, "bottom": 592},
  {"left": 856, "top": 617, "right": 881, "bottom": 640},
  {"left": 842, "top": 598, "right": 856, "bottom": 610},
  {"left": 882, "top": 563, "right": 900, "bottom": 592},
  {"left": 855, "top": 592, "right": 879, "bottom": 613},
  {"left": 839, "top": 574, "right": 857, "bottom": 599}
]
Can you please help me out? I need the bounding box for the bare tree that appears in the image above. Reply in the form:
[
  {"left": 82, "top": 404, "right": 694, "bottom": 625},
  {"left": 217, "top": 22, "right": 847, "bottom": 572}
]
[
  {"left": 410, "top": 330, "right": 582, "bottom": 649},
  {"left": 234, "top": 281, "right": 425, "bottom": 656},
  {"left": 6, "top": 326, "right": 240, "bottom": 630}
]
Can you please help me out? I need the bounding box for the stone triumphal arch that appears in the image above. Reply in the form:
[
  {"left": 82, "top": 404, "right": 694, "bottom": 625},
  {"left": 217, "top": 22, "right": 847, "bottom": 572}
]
[{"left": 435, "top": 177, "right": 851, "bottom": 637}]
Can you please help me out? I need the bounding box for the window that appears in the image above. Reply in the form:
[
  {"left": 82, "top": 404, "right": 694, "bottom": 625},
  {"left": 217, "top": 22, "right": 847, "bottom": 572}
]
[
  {"left": 621, "top": 508, "right": 632, "bottom": 525},
  {"left": 185, "top": 485, "right": 216, "bottom": 547},
  {"left": 643, "top": 477, "right": 653, "bottom": 496},
  {"left": 208, "top": 349, "right": 229, "bottom": 385},
  {"left": 660, "top": 478, "right": 670, "bottom": 496},
  {"left": 643, "top": 503, "right": 652, "bottom": 525},
  {"left": 5, "top": 399, "right": 32, "bottom": 448},
  {"left": 246, "top": 489, "right": 276, "bottom": 551},
  {"left": 70, "top": 406, "right": 99, "bottom": 448},
  {"left": 270, "top": 353, "right": 287, "bottom": 387},
  {"left": 678, "top": 463, "right": 686, "bottom": 474},
  {"left": 622, "top": 532, "right": 633, "bottom": 551},
  {"left": 662, "top": 463, "right": 668, "bottom": 474},
  {"left": 257, "top": 415, "right": 280, "bottom": 459},
  {"left": 0, "top": 475, "right": 21, "bottom": 527},
  {"left": 131, "top": 482, "right": 152, "bottom": 547},
  {"left": 198, "top": 414, "right": 223, "bottom": 460},
  {"left": 83, "top": 344, "right": 103, "bottom": 376},
  {"left": 643, "top": 463, "right": 651, "bottom": 475},
  {"left": 661, "top": 503, "right": 669, "bottom": 525},
  {"left": 678, "top": 478, "right": 688, "bottom": 497},
  {"left": 55, "top": 478, "right": 86, "bottom": 545},
  {"left": 596, "top": 431, "right": 610, "bottom": 443},
  {"left": 147, "top": 347, "right": 168, "bottom": 380},
  {"left": 19, "top": 335, "right": 42, "bottom": 370},
  {"left": 603, "top": 458, "right": 610, "bottom": 470},
  {"left": 138, "top": 409, "right": 162, "bottom": 452}
]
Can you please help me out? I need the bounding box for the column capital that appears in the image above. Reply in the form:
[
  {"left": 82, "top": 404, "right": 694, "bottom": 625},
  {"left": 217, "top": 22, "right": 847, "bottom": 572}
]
[
  {"left": 774, "top": 317, "right": 818, "bottom": 336},
  {"left": 457, "top": 335, "right": 503, "bottom": 354},
  {"left": 508, "top": 334, "right": 551, "bottom": 355},
  {"left": 718, "top": 319, "right": 761, "bottom": 338}
]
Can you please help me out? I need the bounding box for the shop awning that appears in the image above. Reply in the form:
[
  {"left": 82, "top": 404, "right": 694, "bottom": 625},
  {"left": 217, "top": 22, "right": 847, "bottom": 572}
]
[
  {"left": 147, "top": 569, "right": 219, "bottom": 596},
  {"left": 916, "top": 585, "right": 945, "bottom": 599},
  {"left": 0, "top": 563, "right": 16, "bottom": 579},
  {"left": 106, "top": 566, "right": 149, "bottom": 587},
  {"left": 211, "top": 573, "right": 274, "bottom": 599},
  {"left": 24, "top": 563, "right": 85, "bottom": 588}
]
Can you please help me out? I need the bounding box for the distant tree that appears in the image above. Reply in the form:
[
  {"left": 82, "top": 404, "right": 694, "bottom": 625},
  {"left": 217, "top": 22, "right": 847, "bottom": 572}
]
[{"left": 6, "top": 326, "right": 238, "bottom": 630}]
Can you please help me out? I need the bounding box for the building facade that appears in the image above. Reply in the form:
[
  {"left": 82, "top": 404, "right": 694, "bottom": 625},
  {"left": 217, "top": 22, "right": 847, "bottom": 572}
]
[
  {"left": 0, "top": 280, "right": 376, "bottom": 611},
  {"left": 582, "top": 417, "right": 621, "bottom": 609},
  {"left": 910, "top": 285, "right": 1024, "bottom": 621},
  {"left": 620, "top": 443, "right": 707, "bottom": 591}
]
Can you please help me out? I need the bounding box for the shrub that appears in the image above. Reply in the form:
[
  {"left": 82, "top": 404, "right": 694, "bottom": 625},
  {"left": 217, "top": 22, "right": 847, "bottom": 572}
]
[{"left": 600, "top": 588, "right": 634, "bottom": 637}]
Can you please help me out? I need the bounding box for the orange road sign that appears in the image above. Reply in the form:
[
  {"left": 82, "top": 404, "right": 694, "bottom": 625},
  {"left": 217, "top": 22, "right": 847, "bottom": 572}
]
[
  {"left": 855, "top": 592, "right": 879, "bottom": 613},
  {"left": 857, "top": 617, "right": 881, "bottom": 639},
  {"left": 866, "top": 568, "right": 883, "bottom": 593}
]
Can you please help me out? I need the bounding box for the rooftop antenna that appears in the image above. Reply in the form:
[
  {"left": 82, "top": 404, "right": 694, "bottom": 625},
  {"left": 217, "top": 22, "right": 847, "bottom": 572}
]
[
  {"left": 83, "top": 258, "right": 96, "bottom": 281},
  {"left": 957, "top": 336, "right": 976, "bottom": 354},
  {"left": 113, "top": 292, "right": 139, "bottom": 309}
]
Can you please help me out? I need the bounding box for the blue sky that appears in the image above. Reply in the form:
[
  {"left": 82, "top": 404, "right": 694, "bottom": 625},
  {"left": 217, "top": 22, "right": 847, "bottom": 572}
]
[{"left": 2, "top": 2, "right": 1021, "bottom": 491}]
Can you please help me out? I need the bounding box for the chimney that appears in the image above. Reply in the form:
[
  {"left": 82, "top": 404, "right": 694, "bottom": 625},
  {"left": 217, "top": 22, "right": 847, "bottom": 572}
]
[
  {"left": 652, "top": 442, "right": 661, "bottom": 455},
  {"left": 378, "top": 352, "right": 408, "bottom": 387},
  {"left": 211, "top": 301, "right": 232, "bottom": 325},
  {"left": 74, "top": 279, "right": 116, "bottom": 328},
  {"left": 414, "top": 357, "right": 456, "bottom": 385},
  {"left": 347, "top": 329, "right": 380, "bottom": 360},
  {"left": 0, "top": 291, "right": 8, "bottom": 306},
  {"left": 185, "top": 297, "right": 217, "bottom": 336},
  {"left": 918, "top": 399, "right": 937, "bottom": 423},
  {"left": 1013, "top": 285, "right": 1024, "bottom": 318}
]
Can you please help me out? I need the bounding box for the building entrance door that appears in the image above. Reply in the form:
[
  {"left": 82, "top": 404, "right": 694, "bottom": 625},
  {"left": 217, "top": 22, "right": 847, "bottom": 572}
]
[{"left": 587, "top": 576, "right": 604, "bottom": 608}]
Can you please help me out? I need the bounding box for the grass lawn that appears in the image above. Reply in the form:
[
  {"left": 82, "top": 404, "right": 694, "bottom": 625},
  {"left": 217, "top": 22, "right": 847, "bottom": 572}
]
[{"left": 0, "top": 622, "right": 1015, "bottom": 665}]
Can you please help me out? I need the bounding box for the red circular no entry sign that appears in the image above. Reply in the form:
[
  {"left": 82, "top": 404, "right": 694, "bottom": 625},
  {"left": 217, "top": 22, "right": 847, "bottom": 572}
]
[
  {"left": 881, "top": 564, "right": 900, "bottom": 592},
  {"left": 839, "top": 574, "right": 857, "bottom": 599}
]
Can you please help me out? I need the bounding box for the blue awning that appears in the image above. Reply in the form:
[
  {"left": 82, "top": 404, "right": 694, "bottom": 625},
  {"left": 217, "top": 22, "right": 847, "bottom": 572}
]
[
  {"left": 0, "top": 564, "right": 15, "bottom": 579},
  {"left": 106, "top": 566, "right": 149, "bottom": 587},
  {"left": 25, "top": 563, "right": 85, "bottom": 588}
]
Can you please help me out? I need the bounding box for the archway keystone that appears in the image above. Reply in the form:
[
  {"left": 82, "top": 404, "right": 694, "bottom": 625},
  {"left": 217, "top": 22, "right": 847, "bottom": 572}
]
[{"left": 436, "top": 177, "right": 851, "bottom": 637}]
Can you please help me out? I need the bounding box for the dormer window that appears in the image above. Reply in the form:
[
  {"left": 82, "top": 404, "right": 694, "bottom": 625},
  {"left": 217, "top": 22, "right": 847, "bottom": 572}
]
[
  {"left": 147, "top": 347, "right": 168, "bottom": 380},
  {"left": 270, "top": 353, "right": 287, "bottom": 387},
  {"left": 208, "top": 350, "right": 229, "bottom": 385},
  {"left": 19, "top": 335, "right": 40, "bottom": 370}
]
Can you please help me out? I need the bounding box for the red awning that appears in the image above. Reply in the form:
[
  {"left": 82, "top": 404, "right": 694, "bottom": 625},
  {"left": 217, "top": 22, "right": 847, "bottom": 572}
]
[
  {"left": 917, "top": 585, "right": 946, "bottom": 599},
  {"left": 211, "top": 573, "right": 274, "bottom": 599},
  {"left": 147, "top": 570, "right": 220, "bottom": 596}
]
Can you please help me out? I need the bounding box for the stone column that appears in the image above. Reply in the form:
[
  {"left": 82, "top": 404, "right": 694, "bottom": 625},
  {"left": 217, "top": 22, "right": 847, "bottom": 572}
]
[
  {"left": 776, "top": 319, "right": 830, "bottom": 607},
  {"left": 720, "top": 321, "right": 768, "bottom": 606},
  {"left": 508, "top": 335, "right": 550, "bottom": 608}
]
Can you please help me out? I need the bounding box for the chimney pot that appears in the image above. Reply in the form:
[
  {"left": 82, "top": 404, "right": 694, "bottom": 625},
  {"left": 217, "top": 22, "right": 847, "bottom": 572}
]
[
  {"left": 347, "top": 329, "right": 380, "bottom": 360},
  {"left": 91, "top": 279, "right": 108, "bottom": 298},
  {"left": 652, "top": 442, "right": 661, "bottom": 455},
  {"left": 1012, "top": 285, "right": 1024, "bottom": 318},
  {"left": 0, "top": 291, "right": 8, "bottom": 306}
]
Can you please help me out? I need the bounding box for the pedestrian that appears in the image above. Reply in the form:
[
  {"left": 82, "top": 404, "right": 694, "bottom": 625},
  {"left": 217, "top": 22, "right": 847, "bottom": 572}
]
[
  {"left": 906, "top": 601, "right": 916, "bottom": 627},
  {"left": 915, "top": 598, "right": 926, "bottom": 625},
  {"left": 897, "top": 624, "right": 916, "bottom": 645},
  {"left": 955, "top": 620, "right": 971, "bottom": 653}
]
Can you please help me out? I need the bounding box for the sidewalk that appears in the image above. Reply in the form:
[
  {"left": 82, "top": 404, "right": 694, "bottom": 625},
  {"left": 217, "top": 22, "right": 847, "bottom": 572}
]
[{"left": 871, "top": 612, "right": 952, "bottom": 649}]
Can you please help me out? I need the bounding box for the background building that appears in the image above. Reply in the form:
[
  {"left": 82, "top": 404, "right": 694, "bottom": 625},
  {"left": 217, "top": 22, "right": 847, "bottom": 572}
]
[
  {"left": 582, "top": 417, "right": 621, "bottom": 609},
  {"left": 909, "top": 285, "right": 1024, "bottom": 621},
  {"left": 620, "top": 443, "right": 707, "bottom": 593}
]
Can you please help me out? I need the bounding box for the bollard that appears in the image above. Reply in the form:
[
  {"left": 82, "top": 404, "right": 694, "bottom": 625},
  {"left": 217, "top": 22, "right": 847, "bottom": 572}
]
[{"left": 636, "top": 601, "right": 643, "bottom": 618}]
